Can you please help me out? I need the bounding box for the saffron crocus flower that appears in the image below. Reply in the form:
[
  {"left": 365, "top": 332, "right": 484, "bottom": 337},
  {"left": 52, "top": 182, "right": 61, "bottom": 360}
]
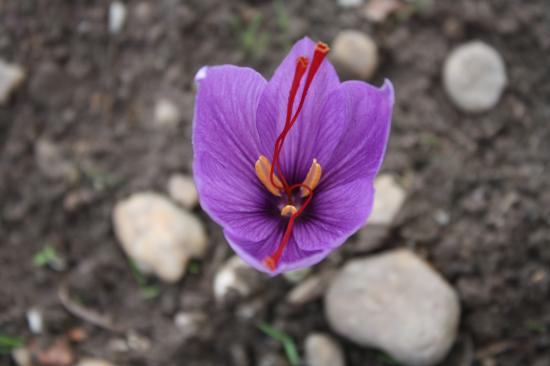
[{"left": 193, "top": 37, "right": 394, "bottom": 275}]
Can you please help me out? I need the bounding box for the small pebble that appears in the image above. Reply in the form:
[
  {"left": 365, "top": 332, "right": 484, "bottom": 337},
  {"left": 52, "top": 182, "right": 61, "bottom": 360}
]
[
  {"left": 305, "top": 333, "right": 346, "bottom": 366},
  {"left": 11, "top": 348, "right": 32, "bottom": 366},
  {"left": 325, "top": 249, "right": 460, "bottom": 366},
  {"left": 76, "top": 359, "right": 116, "bottom": 366},
  {"left": 167, "top": 174, "right": 198, "bottom": 209},
  {"left": 174, "top": 311, "right": 206, "bottom": 339},
  {"left": 443, "top": 41, "right": 507, "bottom": 113},
  {"left": 368, "top": 174, "right": 406, "bottom": 226},
  {"left": 282, "top": 268, "right": 311, "bottom": 284},
  {"left": 286, "top": 272, "right": 333, "bottom": 305},
  {"left": 154, "top": 98, "right": 181, "bottom": 127},
  {"left": 26, "top": 308, "right": 43, "bottom": 334},
  {"left": 0, "top": 59, "right": 25, "bottom": 105},
  {"left": 113, "top": 192, "right": 207, "bottom": 282},
  {"left": 331, "top": 30, "right": 379, "bottom": 80},
  {"left": 363, "top": 0, "right": 405, "bottom": 23},
  {"left": 109, "top": 1, "right": 127, "bottom": 34},
  {"left": 35, "top": 139, "right": 79, "bottom": 183},
  {"left": 213, "top": 256, "right": 264, "bottom": 304},
  {"left": 338, "top": 0, "right": 363, "bottom": 8}
]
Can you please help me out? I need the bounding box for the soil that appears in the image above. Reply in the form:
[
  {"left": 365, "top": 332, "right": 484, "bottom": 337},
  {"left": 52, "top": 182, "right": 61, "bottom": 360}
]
[{"left": 1, "top": 0, "right": 550, "bottom": 365}]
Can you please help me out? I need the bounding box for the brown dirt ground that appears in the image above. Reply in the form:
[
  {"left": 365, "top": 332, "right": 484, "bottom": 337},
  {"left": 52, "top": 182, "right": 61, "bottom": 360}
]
[{"left": 1, "top": 0, "right": 550, "bottom": 365}]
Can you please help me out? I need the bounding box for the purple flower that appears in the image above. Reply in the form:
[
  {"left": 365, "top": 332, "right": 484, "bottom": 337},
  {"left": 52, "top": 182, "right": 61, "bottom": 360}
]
[{"left": 193, "top": 37, "right": 394, "bottom": 275}]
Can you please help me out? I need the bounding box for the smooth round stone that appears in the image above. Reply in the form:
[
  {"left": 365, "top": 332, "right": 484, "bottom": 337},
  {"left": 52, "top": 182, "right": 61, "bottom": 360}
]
[
  {"left": 113, "top": 192, "right": 207, "bottom": 282},
  {"left": 76, "top": 359, "right": 116, "bottom": 366},
  {"left": 368, "top": 174, "right": 406, "bottom": 226},
  {"left": 154, "top": 98, "right": 181, "bottom": 127},
  {"left": 167, "top": 174, "right": 198, "bottom": 209},
  {"left": 305, "top": 333, "right": 346, "bottom": 366},
  {"left": 0, "top": 59, "right": 25, "bottom": 105},
  {"left": 213, "top": 256, "right": 264, "bottom": 304},
  {"left": 331, "top": 30, "right": 379, "bottom": 80},
  {"left": 443, "top": 41, "right": 507, "bottom": 113},
  {"left": 325, "top": 249, "right": 460, "bottom": 366}
]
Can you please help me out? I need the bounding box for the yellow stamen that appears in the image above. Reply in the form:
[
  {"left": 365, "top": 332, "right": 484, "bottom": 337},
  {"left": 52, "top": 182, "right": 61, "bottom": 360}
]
[
  {"left": 301, "top": 159, "right": 322, "bottom": 197},
  {"left": 255, "top": 155, "right": 283, "bottom": 197},
  {"left": 281, "top": 204, "right": 298, "bottom": 217}
]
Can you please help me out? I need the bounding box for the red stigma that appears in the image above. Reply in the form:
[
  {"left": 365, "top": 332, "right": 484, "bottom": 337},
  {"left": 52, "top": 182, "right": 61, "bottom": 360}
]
[{"left": 264, "top": 41, "right": 330, "bottom": 272}]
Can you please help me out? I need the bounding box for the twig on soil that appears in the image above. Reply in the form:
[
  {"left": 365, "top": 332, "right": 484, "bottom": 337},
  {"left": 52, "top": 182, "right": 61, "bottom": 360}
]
[
  {"left": 474, "top": 341, "right": 516, "bottom": 360},
  {"left": 57, "top": 284, "right": 121, "bottom": 333}
]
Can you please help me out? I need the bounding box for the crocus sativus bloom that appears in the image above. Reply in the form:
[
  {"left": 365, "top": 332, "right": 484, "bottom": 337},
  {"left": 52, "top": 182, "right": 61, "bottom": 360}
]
[{"left": 193, "top": 37, "right": 394, "bottom": 274}]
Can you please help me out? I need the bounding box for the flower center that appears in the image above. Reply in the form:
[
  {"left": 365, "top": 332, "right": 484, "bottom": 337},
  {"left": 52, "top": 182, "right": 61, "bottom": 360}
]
[{"left": 254, "top": 41, "right": 329, "bottom": 272}]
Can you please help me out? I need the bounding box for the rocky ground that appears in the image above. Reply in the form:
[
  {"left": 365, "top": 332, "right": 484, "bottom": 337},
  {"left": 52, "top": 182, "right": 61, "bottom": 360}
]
[{"left": 1, "top": 0, "right": 550, "bottom": 365}]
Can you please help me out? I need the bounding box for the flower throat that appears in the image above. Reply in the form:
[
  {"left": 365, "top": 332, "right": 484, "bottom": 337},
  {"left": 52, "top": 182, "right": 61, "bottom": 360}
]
[{"left": 255, "top": 42, "right": 329, "bottom": 271}]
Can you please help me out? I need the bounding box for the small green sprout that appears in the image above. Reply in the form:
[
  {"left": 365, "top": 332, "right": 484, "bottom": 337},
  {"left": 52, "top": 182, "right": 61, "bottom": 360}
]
[
  {"left": 187, "top": 259, "right": 201, "bottom": 274},
  {"left": 240, "top": 14, "right": 269, "bottom": 59},
  {"left": 258, "top": 322, "right": 300, "bottom": 366},
  {"left": 275, "top": 0, "right": 289, "bottom": 32},
  {"left": 526, "top": 320, "right": 546, "bottom": 334},
  {"left": 378, "top": 352, "right": 401, "bottom": 365},
  {"left": 33, "top": 245, "right": 59, "bottom": 267},
  {"left": 129, "top": 260, "right": 160, "bottom": 299},
  {"left": 0, "top": 334, "right": 24, "bottom": 354}
]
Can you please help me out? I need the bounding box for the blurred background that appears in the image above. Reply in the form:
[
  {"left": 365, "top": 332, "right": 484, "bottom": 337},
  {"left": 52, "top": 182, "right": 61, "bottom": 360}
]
[{"left": 1, "top": 0, "right": 549, "bottom": 365}]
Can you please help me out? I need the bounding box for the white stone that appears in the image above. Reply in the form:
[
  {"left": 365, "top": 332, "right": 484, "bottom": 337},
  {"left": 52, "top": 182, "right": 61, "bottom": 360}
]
[
  {"left": 282, "top": 268, "right": 311, "bottom": 284},
  {"left": 109, "top": 1, "right": 127, "bottom": 34},
  {"left": 113, "top": 192, "right": 207, "bottom": 282},
  {"left": 154, "top": 99, "right": 181, "bottom": 127},
  {"left": 167, "top": 174, "right": 198, "bottom": 209},
  {"left": 368, "top": 174, "right": 406, "bottom": 226},
  {"left": 443, "top": 41, "right": 507, "bottom": 113},
  {"left": 305, "top": 333, "right": 346, "bottom": 366},
  {"left": 331, "top": 30, "right": 378, "bottom": 80},
  {"left": 0, "top": 60, "right": 25, "bottom": 105},
  {"left": 174, "top": 311, "right": 206, "bottom": 339},
  {"left": 325, "top": 249, "right": 460, "bottom": 366},
  {"left": 35, "top": 139, "right": 78, "bottom": 182},
  {"left": 286, "top": 272, "right": 333, "bottom": 305},
  {"left": 76, "top": 359, "right": 116, "bottom": 366},
  {"left": 338, "top": 0, "right": 363, "bottom": 8},
  {"left": 11, "top": 348, "right": 32, "bottom": 366},
  {"left": 213, "top": 256, "right": 262, "bottom": 303},
  {"left": 26, "top": 308, "right": 43, "bottom": 334}
]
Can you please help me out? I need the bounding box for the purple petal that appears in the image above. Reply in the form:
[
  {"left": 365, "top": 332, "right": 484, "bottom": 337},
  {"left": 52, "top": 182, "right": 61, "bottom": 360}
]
[
  {"left": 321, "top": 79, "right": 394, "bottom": 189},
  {"left": 295, "top": 79, "right": 394, "bottom": 251},
  {"left": 225, "top": 225, "right": 332, "bottom": 275},
  {"left": 193, "top": 65, "right": 270, "bottom": 232},
  {"left": 294, "top": 179, "right": 374, "bottom": 251},
  {"left": 256, "top": 37, "right": 342, "bottom": 183}
]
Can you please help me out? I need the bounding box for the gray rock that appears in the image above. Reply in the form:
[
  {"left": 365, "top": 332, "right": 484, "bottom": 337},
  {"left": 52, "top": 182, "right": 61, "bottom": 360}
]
[
  {"left": 325, "top": 249, "right": 460, "bottom": 366},
  {"left": 331, "top": 30, "right": 379, "bottom": 80},
  {"left": 368, "top": 174, "right": 406, "bottom": 226},
  {"left": 113, "top": 192, "right": 207, "bottom": 282},
  {"left": 0, "top": 59, "right": 25, "bottom": 105},
  {"left": 213, "top": 256, "right": 264, "bottom": 303},
  {"left": 305, "top": 333, "right": 345, "bottom": 366},
  {"left": 167, "top": 174, "right": 198, "bottom": 209},
  {"left": 443, "top": 41, "right": 507, "bottom": 113}
]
